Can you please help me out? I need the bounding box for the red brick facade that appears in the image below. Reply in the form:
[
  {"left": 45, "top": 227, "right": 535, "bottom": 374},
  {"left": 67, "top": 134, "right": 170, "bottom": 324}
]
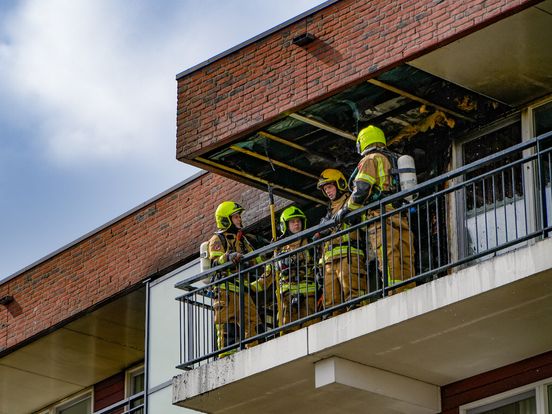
[
  {"left": 176, "top": 0, "right": 539, "bottom": 161},
  {"left": 0, "top": 172, "right": 285, "bottom": 353}
]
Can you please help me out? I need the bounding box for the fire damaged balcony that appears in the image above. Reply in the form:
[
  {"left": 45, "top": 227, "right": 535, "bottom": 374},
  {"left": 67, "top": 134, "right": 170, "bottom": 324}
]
[
  {"left": 172, "top": 132, "right": 552, "bottom": 413},
  {"left": 193, "top": 63, "right": 513, "bottom": 210}
]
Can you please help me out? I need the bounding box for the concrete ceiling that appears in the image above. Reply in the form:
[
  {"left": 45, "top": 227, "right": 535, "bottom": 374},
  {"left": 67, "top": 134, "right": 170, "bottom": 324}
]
[
  {"left": 410, "top": 1, "right": 552, "bottom": 106},
  {"left": 0, "top": 289, "right": 145, "bottom": 414}
]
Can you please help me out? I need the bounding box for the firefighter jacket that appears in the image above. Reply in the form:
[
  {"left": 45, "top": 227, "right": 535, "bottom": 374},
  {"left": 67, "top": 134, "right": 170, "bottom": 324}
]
[
  {"left": 347, "top": 149, "right": 394, "bottom": 211},
  {"left": 321, "top": 193, "right": 365, "bottom": 263},
  {"left": 275, "top": 238, "right": 317, "bottom": 295},
  {"left": 208, "top": 230, "right": 260, "bottom": 292},
  {"left": 252, "top": 238, "right": 316, "bottom": 295}
]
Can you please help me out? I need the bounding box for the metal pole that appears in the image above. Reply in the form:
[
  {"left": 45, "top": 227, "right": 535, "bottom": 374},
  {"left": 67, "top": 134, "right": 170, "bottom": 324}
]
[{"left": 268, "top": 186, "right": 284, "bottom": 332}]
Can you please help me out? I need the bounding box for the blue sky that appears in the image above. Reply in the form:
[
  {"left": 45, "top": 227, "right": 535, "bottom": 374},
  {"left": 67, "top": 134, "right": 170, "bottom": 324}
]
[{"left": 0, "top": 0, "right": 325, "bottom": 280}]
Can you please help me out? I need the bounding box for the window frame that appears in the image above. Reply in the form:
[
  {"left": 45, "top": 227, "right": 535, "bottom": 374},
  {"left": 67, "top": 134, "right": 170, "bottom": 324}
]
[
  {"left": 450, "top": 113, "right": 521, "bottom": 262},
  {"left": 459, "top": 378, "right": 551, "bottom": 414},
  {"left": 125, "top": 364, "right": 145, "bottom": 411},
  {"left": 35, "top": 389, "right": 93, "bottom": 414}
]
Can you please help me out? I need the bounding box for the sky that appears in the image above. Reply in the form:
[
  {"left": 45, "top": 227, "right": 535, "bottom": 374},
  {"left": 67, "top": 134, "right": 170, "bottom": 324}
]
[{"left": 0, "top": 0, "right": 325, "bottom": 281}]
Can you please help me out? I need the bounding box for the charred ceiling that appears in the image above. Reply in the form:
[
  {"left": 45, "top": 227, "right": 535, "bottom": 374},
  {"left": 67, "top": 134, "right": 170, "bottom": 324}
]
[{"left": 197, "top": 63, "right": 512, "bottom": 207}]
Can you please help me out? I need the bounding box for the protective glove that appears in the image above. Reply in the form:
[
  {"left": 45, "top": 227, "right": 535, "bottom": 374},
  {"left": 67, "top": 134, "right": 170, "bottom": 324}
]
[
  {"left": 334, "top": 206, "right": 350, "bottom": 224},
  {"left": 227, "top": 252, "right": 242, "bottom": 264}
]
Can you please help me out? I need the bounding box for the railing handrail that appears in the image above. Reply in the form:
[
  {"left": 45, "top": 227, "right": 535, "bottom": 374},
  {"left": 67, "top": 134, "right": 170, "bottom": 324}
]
[{"left": 93, "top": 391, "right": 145, "bottom": 414}]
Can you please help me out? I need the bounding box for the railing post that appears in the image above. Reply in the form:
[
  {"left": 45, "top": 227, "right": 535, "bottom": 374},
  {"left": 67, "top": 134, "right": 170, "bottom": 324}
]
[
  {"left": 238, "top": 265, "right": 246, "bottom": 350},
  {"left": 380, "top": 203, "right": 389, "bottom": 297},
  {"left": 536, "top": 136, "right": 549, "bottom": 237}
]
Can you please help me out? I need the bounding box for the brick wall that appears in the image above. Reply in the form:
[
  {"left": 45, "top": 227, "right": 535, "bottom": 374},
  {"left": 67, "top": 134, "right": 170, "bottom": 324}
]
[
  {"left": 176, "top": 0, "right": 539, "bottom": 160},
  {"left": 0, "top": 172, "right": 288, "bottom": 353},
  {"left": 94, "top": 372, "right": 125, "bottom": 412}
]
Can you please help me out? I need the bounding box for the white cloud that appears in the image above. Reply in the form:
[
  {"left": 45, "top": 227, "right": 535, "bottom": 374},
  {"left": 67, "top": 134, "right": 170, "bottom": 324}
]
[
  {"left": 1, "top": 0, "right": 173, "bottom": 164},
  {"left": 0, "top": 0, "right": 324, "bottom": 165},
  {"left": 0, "top": 0, "right": 327, "bottom": 279}
]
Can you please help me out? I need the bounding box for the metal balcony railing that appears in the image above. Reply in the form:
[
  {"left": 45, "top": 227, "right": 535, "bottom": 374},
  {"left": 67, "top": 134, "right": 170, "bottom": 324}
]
[
  {"left": 175, "top": 131, "right": 552, "bottom": 370},
  {"left": 93, "top": 392, "right": 144, "bottom": 414}
]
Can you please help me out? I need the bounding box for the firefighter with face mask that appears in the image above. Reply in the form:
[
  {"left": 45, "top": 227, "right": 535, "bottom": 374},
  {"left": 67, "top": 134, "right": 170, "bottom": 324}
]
[
  {"left": 209, "top": 201, "right": 261, "bottom": 355},
  {"left": 338, "top": 125, "right": 416, "bottom": 295},
  {"left": 316, "top": 169, "right": 367, "bottom": 315}
]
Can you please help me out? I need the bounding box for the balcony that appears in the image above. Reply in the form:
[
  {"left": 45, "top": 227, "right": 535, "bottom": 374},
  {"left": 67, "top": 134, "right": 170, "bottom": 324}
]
[{"left": 172, "top": 131, "right": 552, "bottom": 413}]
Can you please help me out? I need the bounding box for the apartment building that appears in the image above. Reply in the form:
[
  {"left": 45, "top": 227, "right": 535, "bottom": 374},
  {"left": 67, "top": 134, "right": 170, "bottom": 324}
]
[{"left": 1, "top": 1, "right": 551, "bottom": 413}]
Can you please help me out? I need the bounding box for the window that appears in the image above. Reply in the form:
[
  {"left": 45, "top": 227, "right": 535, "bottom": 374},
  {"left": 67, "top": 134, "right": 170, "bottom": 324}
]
[
  {"left": 457, "top": 120, "right": 528, "bottom": 257},
  {"left": 462, "top": 122, "right": 523, "bottom": 212},
  {"left": 35, "top": 391, "right": 92, "bottom": 414},
  {"left": 460, "top": 379, "right": 552, "bottom": 414},
  {"left": 532, "top": 98, "right": 552, "bottom": 228},
  {"left": 534, "top": 100, "right": 552, "bottom": 137},
  {"left": 126, "top": 366, "right": 144, "bottom": 414},
  {"left": 467, "top": 390, "right": 536, "bottom": 414}
]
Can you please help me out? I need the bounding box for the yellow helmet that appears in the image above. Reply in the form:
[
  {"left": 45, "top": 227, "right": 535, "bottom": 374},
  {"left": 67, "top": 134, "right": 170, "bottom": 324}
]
[
  {"left": 357, "top": 125, "right": 386, "bottom": 154},
  {"left": 279, "top": 206, "right": 307, "bottom": 235},
  {"left": 215, "top": 201, "right": 244, "bottom": 231},
  {"left": 317, "top": 169, "right": 347, "bottom": 192}
]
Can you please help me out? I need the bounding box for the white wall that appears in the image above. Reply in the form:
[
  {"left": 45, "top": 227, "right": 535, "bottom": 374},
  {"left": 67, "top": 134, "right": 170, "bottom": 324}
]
[{"left": 147, "top": 259, "right": 201, "bottom": 413}]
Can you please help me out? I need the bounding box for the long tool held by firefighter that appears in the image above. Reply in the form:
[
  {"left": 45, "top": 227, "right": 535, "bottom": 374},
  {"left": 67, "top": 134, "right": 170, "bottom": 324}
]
[{"left": 268, "top": 185, "right": 284, "bottom": 332}]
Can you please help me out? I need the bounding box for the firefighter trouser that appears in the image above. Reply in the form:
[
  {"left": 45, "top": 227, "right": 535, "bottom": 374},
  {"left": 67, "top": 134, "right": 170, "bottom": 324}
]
[
  {"left": 323, "top": 254, "right": 367, "bottom": 315},
  {"left": 213, "top": 287, "right": 259, "bottom": 350},
  {"left": 368, "top": 209, "right": 416, "bottom": 294},
  {"left": 281, "top": 290, "right": 319, "bottom": 332}
]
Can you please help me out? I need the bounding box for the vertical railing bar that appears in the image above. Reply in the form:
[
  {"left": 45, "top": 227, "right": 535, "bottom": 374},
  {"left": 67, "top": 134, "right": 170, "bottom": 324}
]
[
  {"left": 436, "top": 194, "right": 441, "bottom": 267},
  {"left": 537, "top": 138, "right": 550, "bottom": 236},
  {"left": 381, "top": 203, "right": 389, "bottom": 296},
  {"left": 512, "top": 165, "right": 519, "bottom": 239},
  {"left": 398, "top": 208, "right": 404, "bottom": 281},
  {"left": 492, "top": 174, "right": 499, "bottom": 247},
  {"left": 521, "top": 162, "right": 529, "bottom": 237},
  {"left": 501, "top": 170, "right": 508, "bottom": 243},
  {"left": 482, "top": 176, "right": 489, "bottom": 251},
  {"left": 425, "top": 199, "right": 432, "bottom": 270},
  {"left": 407, "top": 205, "right": 414, "bottom": 279},
  {"left": 416, "top": 200, "right": 422, "bottom": 275},
  {"left": 473, "top": 182, "right": 479, "bottom": 255},
  {"left": 182, "top": 299, "right": 186, "bottom": 365},
  {"left": 547, "top": 151, "right": 552, "bottom": 235}
]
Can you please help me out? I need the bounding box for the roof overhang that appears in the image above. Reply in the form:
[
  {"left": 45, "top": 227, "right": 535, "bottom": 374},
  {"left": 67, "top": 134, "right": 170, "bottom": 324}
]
[{"left": 0, "top": 289, "right": 145, "bottom": 414}]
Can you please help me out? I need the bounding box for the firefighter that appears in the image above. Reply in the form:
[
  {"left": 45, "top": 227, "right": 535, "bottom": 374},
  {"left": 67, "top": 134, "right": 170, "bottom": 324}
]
[
  {"left": 316, "top": 169, "right": 367, "bottom": 315},
  {"left": 253, "top": 206, "right": 319, "bottom": 332},
  {"left": 337, "top": 125, "right": 416, "bottom": 295},
  {"left": 209, "top": 201, "right": 261, "bottom": 355}
]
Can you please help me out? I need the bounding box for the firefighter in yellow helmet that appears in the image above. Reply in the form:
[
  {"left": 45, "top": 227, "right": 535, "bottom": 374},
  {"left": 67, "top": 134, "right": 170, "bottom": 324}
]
[
  {"left": 339, "top": 125, "right": 416, "bottom": 295},
  {"left": 252, "top": 206, "right": 319, "bottom": 332},
  {"left": 316, "top": 169, "right": 367, "bottom": 316},
  {"left": 209, "top": 201, "right": 261, "bottom": 355}
]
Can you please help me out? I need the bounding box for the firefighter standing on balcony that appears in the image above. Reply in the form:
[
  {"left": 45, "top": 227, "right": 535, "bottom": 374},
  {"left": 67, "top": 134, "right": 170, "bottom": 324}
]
[
  {"left": 337, "top": 125, "right": 416, "bottom": 295},
  {"left": 252, "top": 206, "right": 319, "bottom": 332},
  {"left": 316, "top": 169, "right": 367, "bottom": 315},
  {"left": 209, "top": 201, "right": 261, "bottom": 355}
]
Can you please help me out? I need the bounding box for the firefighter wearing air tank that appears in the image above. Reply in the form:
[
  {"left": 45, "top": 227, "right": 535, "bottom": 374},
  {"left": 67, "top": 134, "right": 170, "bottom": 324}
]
[
  {"left": 317, "top": 169, "right": 367, "bottom": 315},
  {"left": 208, "top": 201, "right": 261, "bottom": 353},
  {"left": 255, "top": 206, "right": 319, "bottom": 331},
  {"left": 339, "top": 125, "right": 416, "bottom": 294}
]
